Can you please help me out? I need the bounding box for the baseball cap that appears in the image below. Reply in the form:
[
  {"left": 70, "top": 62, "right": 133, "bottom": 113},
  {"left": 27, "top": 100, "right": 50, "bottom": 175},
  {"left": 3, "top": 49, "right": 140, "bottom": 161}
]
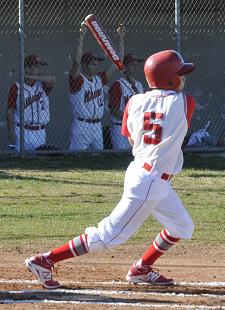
[
  {"left": 81, "top": 52, "right": 105, "bottom": 66},
  {"left": 24, "top": 55, "right": 48, "bottom": 67},
  {"left": 123, "top": 54, "right": 145, "bottom": 66}
]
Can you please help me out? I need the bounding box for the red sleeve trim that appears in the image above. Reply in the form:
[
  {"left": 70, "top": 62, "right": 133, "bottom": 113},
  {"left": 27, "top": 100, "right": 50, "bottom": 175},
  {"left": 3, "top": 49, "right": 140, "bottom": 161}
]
[
  {"left": 69, "top": 74, "right": 84, "bottom": 93},
  {"left": 7, "top": 83, "right": 18, "bottom": 108},
  {"left": 121, "top": 99, "right": 132, "bottom": 137},
  {"left": 109, "top": 81, "right": 122, "bottom": 110},
  {"left": 41, "top": 82, "right": 53, "bottom": 95},
  {"left": 185, "top": 93, "right": 196, "bottom": 128},
  {"left": 98, "top": 71, "right": 108, "bottom": 85}
]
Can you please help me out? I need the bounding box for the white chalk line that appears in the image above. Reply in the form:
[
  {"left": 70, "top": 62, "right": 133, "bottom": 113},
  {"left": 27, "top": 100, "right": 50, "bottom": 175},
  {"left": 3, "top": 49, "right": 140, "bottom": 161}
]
[
  {"left": 1, "top": 299, "right": 225, "bottom": 309},
  {"left": 0, "top": 280, "right": 225, "bottom": 309},
  {"left": 4, "top": 288, "right": 225, "bottom": 299},
  {"left": 0, "top": 278, "right": 225, "bottom": 287}
]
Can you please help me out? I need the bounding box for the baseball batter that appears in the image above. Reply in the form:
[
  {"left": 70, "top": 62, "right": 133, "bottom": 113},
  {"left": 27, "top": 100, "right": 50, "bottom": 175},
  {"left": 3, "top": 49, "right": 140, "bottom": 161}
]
[
  {"left": 25, "top": 50, "right": 196, "bottom": 288},
  {"left": 7, "top": 55, "right": 56, "bottom": 152},
  {"left": 69, "top": 24, "right": 124, "bottom": 151},
  {"left": 109, "top": 53, "right": 145, "bottom": 150}
]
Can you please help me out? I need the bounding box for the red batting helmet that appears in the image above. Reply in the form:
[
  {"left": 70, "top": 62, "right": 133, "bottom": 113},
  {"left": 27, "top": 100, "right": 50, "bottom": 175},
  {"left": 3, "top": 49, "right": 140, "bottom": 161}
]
[{"left": 144, "top": 50, "right": 195, "bottom": 90}]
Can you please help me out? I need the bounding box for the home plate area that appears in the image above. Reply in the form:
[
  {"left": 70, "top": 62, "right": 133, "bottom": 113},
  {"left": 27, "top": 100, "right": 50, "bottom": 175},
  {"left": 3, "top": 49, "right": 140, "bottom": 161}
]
[{"left": 0, "top": 279, "right": 225, "bottom": 309}]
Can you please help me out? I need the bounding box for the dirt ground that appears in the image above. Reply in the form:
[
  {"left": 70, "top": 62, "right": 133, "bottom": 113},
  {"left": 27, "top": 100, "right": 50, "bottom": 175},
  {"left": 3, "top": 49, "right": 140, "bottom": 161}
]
[{"left": 0, "top": 242, "right": 225, "bottom": 309}]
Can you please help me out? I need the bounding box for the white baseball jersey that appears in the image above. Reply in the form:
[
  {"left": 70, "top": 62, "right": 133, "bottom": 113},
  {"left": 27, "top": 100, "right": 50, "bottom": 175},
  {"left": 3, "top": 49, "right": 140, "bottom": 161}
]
[
  {"left": 69, "top": 73, "right": 105, "bottom": 120},
  {"left": 14, "top": 81, "right": 50, "bottom": 125},
  {"left": 69, "top": 72, "right": 108, "bottom": 151},
  {"left": 84, "top": 88, "right": 195, "bottom": 254},
  {"left": 109, "top": 77, "right": 144, "bottom": 124},
  {"left": 122, "top": 89, "right": 195, "bottom": 175},
  {"left": 109, "top": 78, "right": 144, "bottom": 150},
  {"left": 7, "top": 81, "right": 52, "bottom": 152}
]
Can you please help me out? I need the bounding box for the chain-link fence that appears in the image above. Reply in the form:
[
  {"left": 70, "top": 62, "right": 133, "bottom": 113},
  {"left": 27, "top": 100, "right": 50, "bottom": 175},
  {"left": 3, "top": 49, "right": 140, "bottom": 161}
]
[{"left": 0, "top": 0, "right": 225, "bottom": 155}]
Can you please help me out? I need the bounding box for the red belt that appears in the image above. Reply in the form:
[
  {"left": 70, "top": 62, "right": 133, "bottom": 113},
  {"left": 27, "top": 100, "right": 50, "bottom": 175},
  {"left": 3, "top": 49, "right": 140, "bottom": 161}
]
[
  {"left": 143, "top": 162, "right": 172, "bottom": 181},
  {"left": 78, "top": 117, "right": 101, "bottom": 123},
  {"left": 16, "top": 123, "right": 46, "bottom": 130}
]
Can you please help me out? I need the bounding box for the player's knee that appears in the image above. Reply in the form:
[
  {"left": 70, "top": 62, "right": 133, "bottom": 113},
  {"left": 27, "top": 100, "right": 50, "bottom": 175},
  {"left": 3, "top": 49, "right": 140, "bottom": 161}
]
[
  {"left": 85, "top": 225, "right": 129, "bottom": 253},
  {"left": 179, "top": 217, "right": 195, "bottom": 239},
  {"left": 187, "top": 219, "right": 195, "bottom": 238},
  {"left": 85, "top": 227, "right": 108, "bottom": 253}
]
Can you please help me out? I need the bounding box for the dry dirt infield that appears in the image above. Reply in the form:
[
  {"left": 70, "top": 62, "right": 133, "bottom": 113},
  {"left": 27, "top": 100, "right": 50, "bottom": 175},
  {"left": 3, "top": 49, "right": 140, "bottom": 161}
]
[{"left": 0, "top": 244, "right": 225, "bottom": 310}]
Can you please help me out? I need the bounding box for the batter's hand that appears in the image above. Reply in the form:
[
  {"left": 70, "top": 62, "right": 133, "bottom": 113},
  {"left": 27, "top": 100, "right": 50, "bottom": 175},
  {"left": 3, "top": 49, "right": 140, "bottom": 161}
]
[
  {"left": 117, "top": 24, "right": 126, "bottom": 37},
  {"left": 80, "top": 21, "right": 88, "bottom": 35}
]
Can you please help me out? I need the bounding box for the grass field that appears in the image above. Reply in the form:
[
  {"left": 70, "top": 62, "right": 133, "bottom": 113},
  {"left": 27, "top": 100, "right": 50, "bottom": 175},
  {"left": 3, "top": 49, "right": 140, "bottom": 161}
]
[{"left": 0, "top": 153, "right": 224, "bottom": 252}]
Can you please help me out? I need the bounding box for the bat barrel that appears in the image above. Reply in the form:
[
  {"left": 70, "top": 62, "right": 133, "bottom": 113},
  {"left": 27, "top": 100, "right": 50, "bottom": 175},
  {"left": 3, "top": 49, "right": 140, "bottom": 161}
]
[{"left": 85, "top": 14, "right": 125, "bottom": 71}]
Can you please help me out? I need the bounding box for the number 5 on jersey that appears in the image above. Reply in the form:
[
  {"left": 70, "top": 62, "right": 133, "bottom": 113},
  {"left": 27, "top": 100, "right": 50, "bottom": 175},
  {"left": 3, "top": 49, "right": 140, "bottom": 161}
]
[{"left": 144, "top": 112, "right": 164, "bottom": 145}]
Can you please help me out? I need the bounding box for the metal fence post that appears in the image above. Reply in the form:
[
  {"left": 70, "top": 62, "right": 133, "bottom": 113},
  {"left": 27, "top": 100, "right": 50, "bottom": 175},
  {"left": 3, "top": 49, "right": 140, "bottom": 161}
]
[
  {"left": 19, "top": 0, "right": 25, "bottom": 155},
  {"left": 175, "top": 0, "right": 181, "bottom": 53}
]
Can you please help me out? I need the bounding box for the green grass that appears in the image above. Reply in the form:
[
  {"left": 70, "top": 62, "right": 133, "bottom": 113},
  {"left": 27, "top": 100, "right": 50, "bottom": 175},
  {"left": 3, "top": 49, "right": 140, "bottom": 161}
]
[{"left": 0, "top": 153, "right": 224, "bottom": 250}]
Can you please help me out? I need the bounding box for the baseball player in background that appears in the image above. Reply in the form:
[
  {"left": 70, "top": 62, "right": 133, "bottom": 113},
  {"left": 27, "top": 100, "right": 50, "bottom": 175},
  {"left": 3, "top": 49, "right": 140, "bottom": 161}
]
[
  {"left": 7, "top": 55, "right": 56, "bottom": 152},
  {"left": 109, "top": 53, "right": 145, "bottom": 150},
  {"left": 69, "top": 24, "right": 125, "bottom": 151},
  {"left": 25, "top": 50, "right": 196, "bottom": 288}
]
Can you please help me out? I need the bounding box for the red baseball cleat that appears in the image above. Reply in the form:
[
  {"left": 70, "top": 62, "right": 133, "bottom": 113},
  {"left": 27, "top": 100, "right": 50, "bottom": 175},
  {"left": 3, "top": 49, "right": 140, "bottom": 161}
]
[
  {"left": 25, "top": 254, "right": 60, "bottom": 289},
  {"left": 126, "top": 263, "right": 174, "bottom": 285}
]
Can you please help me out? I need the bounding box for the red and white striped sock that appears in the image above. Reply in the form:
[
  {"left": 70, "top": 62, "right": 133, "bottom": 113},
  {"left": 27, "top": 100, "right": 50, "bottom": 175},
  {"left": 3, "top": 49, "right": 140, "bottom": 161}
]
[
  {"left": 45, "top": 234, "right": 89, "bottom": 263},
  {"left": 138, "top": 229, "right": 180, "bottom": 266}
]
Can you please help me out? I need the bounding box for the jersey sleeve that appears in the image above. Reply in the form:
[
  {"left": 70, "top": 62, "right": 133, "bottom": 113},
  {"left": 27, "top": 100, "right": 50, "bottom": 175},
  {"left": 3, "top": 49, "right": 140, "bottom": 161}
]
[
  {"left": 109, "top": 81, "right": 122, "bottom": 110},
  {"left": 41, "top": 82, "right": 53, "bottom": 95},
  {"left": 69, "top": 73, "right": 84, "bottom": 93},
  {"left": 185, "top": 94, "right": 196, "bottom": 128},
  {"left": 7, "top": 83, "right": 18, "bottom": 108},
  {"left": 98, "top": 71, "right": 108, "bottom": 85},
  {"left": 121, "top": 99, "right": 132, "bottom": 137}
]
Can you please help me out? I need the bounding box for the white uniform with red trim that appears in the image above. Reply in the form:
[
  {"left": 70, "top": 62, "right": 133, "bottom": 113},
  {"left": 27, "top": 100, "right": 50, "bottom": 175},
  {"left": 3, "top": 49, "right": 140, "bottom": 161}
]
[
  {"left": 9, "top": 81, "right": 50, "bottom": 152},
  {"left": 84, "top": 89, "right": 195, "bottom": 253},
  {"left": 69, "top": 72, "right": 106, "bottom": 151},
  {"left": 109, "top": 77, "right": 144, "bottom": 150}
]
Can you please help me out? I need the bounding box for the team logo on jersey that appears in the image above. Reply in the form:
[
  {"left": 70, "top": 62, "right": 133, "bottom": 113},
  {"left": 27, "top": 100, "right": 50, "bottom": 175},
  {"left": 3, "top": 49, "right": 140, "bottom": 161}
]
[
  {"left": 25, "top": 92, "right": 42, "bottom": 108},
  {"left": 84, "top": 89, "right": 102, "bottom": 103}
]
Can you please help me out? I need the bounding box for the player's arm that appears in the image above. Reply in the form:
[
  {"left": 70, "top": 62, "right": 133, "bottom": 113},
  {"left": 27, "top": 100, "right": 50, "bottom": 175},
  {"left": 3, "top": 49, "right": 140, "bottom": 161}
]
[
  {"left": 105, "top": 24, "right": 125, "bottom": 81},
  {"left": 6, "top": 84, "right": 17, "bottom": 146},
  {"left": 128, "top": 137, "right": 134, "bottom": 145},
  {"left": 182, "top": 93, "right": 196, "bottom": 148},
  {"left": 185, "top": 93, "right": 196, "bottom": 128},
  {"left": 121, "top": 98, "right": 134, "bottom": 145},
  {"left": 70, "top": 24, "right": 87, "bottom": 78}
]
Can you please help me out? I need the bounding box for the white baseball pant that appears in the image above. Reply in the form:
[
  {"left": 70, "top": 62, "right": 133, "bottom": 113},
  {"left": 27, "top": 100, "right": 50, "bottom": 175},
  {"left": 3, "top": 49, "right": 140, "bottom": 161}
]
[
  {"left": 85, "top": 161, "right": 194, "bottom": 253},
  {"left": 15, "top": 126, "right": 46, "bottom": 152},
  {"left": 110, "top": 124, "right": 132, "bottom": 150},
  {"left": 70, "top": 120, "right": 103, "bottom": 151}
]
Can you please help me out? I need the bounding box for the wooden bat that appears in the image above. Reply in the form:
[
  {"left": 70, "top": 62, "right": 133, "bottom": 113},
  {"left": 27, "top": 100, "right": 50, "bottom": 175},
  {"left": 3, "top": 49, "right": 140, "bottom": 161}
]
[{"left": 84, "top": 14, "right": 125, "bottom": 71}]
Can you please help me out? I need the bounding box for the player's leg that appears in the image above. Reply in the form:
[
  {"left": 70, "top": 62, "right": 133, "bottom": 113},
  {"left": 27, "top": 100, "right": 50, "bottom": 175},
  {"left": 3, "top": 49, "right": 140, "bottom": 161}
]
[
  {"left": 33, "top": 129, "right": 46, "bottom": 150},
  {"left": 24, "top": 130, "right": 37, "bottom": 151},
  {"left": 14, "top": 126, "right": 20, "bottom": 152},
  {"left": 25, "top": 195, "right": 155, "bottom": 289},
  {"left": 91, "top": 123, "right": 104, "bottom": 150},
  {"left": 126, "top": 185, "right": 194, "bottom": 285},
  {"left": 111, "top": 124, "right": 122, "bottom": 149},
  {"left": 25, "top": 163, "right": 162, "bottom": 288},
  {"left": 111, "top": 124, "right": 131, "bottom": 150},
  {"left": 15, "top": 127, "right": 34, "bottom": 152},
  {"left": 69, "top": 121, "right": 91, "bottom": 151}
]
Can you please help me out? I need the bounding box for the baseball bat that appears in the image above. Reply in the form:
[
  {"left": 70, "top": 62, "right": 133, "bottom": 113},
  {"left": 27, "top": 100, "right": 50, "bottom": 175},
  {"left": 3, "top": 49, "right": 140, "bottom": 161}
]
[{"left": 84, "top": 14, "right": 125, "bottom": 71}]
